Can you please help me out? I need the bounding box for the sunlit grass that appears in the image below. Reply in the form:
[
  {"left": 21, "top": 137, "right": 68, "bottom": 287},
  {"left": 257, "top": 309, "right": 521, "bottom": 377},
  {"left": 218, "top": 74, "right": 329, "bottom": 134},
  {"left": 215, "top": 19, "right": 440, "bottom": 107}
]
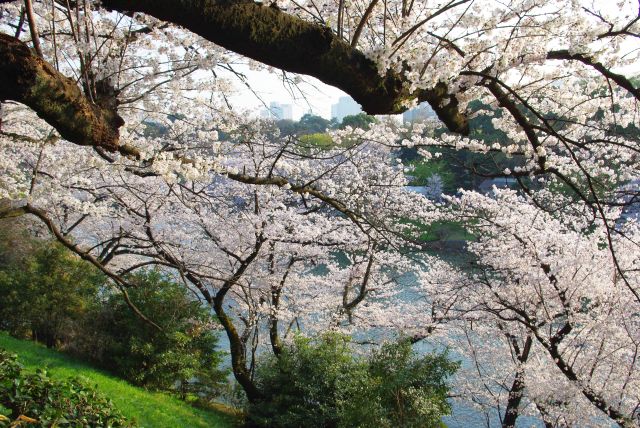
[{"left": 0, "top": 332, "right": 238, "bottom": 428}]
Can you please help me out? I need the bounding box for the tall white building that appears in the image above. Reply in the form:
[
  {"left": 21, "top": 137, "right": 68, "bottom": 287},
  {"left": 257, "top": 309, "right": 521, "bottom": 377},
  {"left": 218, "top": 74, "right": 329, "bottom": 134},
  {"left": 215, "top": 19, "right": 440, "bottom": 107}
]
[
  {"left": 261, "top": 102, "right": 293, "bottom": 120},
  {"left": 331, "top": 96, "right": 362, "bottom": 122}
]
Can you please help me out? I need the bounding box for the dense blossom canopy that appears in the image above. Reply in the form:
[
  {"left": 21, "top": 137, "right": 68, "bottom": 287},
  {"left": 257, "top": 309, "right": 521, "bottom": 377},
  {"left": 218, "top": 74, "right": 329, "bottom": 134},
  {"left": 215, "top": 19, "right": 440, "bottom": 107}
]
[{"left": 0, "top": 0, "right": 638, "bottom": 425}]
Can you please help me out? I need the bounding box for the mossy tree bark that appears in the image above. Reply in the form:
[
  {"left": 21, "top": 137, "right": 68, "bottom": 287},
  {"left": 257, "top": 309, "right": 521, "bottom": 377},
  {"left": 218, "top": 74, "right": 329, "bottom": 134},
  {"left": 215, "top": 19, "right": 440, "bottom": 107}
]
[
  {"left": 101, "top": 0, "right": 469, "bottom": 134},
  {"left": 1, "top": 0, "right": 469, "bottom": 155},
  {"left": 0, "top": 33, "right": 131, "bottom": 154}
]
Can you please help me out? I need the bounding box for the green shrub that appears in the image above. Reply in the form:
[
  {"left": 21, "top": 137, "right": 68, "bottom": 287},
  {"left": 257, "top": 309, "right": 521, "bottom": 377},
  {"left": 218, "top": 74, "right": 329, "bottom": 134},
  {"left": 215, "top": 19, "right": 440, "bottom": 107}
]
[
  {"left": 74, "top": 270, "right": 227, "bottom": 397},
  {"left": 0, "top": 222, "right": 227, "bottom": 401},
  {"left": 342, "top": 340, "right": 458, "bottom": 428},
  {"left": 0, "top": 235, "right": 103, "bottom": 348},
  {"left": 249, "top": 334, "right": 360, "bottom": 427},
  {"left": 247, "top": 334, "right": 458, "bottom": 428},
  {"left": 0, "top": 349, "right": 133, "bottom": 427}
]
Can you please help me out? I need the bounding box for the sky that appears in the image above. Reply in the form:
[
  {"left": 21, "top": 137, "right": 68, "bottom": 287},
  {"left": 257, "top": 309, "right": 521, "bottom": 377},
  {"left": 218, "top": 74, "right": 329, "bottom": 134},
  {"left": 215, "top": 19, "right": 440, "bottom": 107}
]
[
  {"left": 223, "top": 66, "right": 350, "bottom": 120},
  {"left": 218, "top": 0, "right": 640, "bottom": 122}
]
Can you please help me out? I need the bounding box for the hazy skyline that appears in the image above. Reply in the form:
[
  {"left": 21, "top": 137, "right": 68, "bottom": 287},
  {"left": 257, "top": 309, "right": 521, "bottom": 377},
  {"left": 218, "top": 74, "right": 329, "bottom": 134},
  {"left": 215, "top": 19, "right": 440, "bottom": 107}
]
[{"left": 225, "top": 66, "right": 351, "bottom": 120}]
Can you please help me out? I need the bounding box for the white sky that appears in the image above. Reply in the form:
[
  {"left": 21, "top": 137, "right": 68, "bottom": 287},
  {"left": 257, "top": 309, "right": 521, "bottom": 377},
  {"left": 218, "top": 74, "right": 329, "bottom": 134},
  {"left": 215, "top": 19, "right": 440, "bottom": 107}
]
[
  {"left": 224, "top": 67, "right": 350, "bottom": 120},
  {"left": 218, "top": 0, "right": 640, "bottom": 121}
]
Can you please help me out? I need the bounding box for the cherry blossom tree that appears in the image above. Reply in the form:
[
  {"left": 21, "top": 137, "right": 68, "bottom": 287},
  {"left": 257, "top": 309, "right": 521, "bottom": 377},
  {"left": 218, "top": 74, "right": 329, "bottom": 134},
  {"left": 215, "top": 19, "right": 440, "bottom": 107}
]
[
  {"left": 0, "top": 0, "right": 638, "bottom": 425},
  {"left": 416, "top": 190, "right": 640, "bottom": 427}
]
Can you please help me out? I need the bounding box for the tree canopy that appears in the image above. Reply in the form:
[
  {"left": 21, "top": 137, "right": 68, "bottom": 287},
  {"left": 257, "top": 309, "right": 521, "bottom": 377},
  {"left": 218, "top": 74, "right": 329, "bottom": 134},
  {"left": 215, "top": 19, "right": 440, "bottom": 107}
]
[{"left": 0, "top": 0, "right": 638, "bottom": 426}]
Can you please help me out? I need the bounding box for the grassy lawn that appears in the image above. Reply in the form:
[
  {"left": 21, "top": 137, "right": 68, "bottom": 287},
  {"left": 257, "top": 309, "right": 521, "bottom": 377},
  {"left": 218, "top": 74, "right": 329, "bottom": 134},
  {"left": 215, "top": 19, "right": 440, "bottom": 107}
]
[{"left": 0, "top": 332, "right": 238, "bottom": 428}]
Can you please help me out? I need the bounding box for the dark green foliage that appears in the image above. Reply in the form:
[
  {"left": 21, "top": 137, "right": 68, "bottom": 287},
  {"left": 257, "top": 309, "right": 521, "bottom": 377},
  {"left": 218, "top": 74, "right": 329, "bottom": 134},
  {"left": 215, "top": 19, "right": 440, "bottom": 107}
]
[
  {"left": 275, "top": 113, "right": 330, "bottom": 136},
  {"left": 74, "top": 270, "right": 227, "bottom": 397},
  {"left": 398, "top": 100, "right": 524, "bottom": 193},
  {"left": 0, "top": 224, "right": 103, "bottom": 348},
  {"left": 274, "top": 113, "right": 375, "bottom": 138},
  {"left": 0, "top": 349, "right": 133, "bottom": 427},
  {"left": 349, "top": 340, "right": 459, "bottom": 427},
  {"left": 249, "top": 334, "right": 357, "bottom": 427},
  {"left": 465, "top": 100, "right": 507, "bottom": 143},
  {"left": 406, "top": 160, "right": 456, "bottom": 193},
  {"left": 339, "top": 113, "right": 376, "bottom": 130},
  {"left": 275, "top": 119, "right": 297, "bottom": 136},
  {"left": 247, "top": 334, "right": 458, "bottom": 428},
  {"left": 297, "top": 114, "right": 331, "bottom": 135}
]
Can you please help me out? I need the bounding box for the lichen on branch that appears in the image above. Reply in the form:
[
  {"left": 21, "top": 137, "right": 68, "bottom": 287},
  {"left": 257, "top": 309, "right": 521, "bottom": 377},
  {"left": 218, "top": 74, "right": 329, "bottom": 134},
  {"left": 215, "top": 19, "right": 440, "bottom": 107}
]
[
  {"left": 101, "top": 0, "right": 469, "bottom": 134},
  {"left": 0, "top": 33, "right": 124, "bottom": 152}
]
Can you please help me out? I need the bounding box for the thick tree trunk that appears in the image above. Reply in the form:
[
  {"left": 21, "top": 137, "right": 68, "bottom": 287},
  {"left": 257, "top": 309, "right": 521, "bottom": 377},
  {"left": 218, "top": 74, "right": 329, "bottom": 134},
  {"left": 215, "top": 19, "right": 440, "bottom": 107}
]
[
  {"left": 0, "top": 34, "right": 127, "bottom": 152},
  {"left": 213, "top": 295, "right": 264, "bottom": 402},
  {"left": 212, "top": 238, "right": 266, "bottom": 402},
  {"left": 101, "top": 0, "right": 469, "bottom": 134}
]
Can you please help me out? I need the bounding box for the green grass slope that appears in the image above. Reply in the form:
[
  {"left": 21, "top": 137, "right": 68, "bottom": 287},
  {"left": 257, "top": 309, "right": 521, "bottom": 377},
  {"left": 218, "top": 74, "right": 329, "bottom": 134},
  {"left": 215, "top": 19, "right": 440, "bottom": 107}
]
[{"left": 0, "top": 332, "right": 237, "bottom": 428}]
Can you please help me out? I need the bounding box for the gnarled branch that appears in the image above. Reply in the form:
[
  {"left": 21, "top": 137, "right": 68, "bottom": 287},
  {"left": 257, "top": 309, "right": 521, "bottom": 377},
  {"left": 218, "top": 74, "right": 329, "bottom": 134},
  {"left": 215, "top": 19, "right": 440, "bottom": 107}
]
[
  {"left": 101, "top": 0, "right": 469, "bottom": 134},
  {"left": 0, "top": 33, "right": 130, "bottom": 153}
]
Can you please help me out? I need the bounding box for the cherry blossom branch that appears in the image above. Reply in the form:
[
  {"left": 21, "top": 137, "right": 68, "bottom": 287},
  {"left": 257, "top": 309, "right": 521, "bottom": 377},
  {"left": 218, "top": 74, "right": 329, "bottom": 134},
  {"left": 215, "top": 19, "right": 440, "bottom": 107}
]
[
  {"left": 351, "top": 0, "right": 379, "bottom": 47},
  {"left": 100, "top": 0, "right": 469, "bottom": 133},
  {"left": 24, "top": 0, "right": 42, "bottom": 57},
  {"left": 547, "top": 50, "right": 640, "bottom": 101},
  {"left": 0, "top": 200, "right": 162, "bottom": 331}
]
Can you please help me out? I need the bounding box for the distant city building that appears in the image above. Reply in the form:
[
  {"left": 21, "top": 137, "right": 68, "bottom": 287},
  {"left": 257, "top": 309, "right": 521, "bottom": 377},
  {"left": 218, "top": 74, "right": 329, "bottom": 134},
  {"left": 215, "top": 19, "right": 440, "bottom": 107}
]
[
  {"left": 261, "top": 102, "right": 293, "bottom": 120},
  {"left": 331, "top": 96, "right": 362, "bottom": 122},
  {"left": 402, "top": 102, "right": 435, "bottom": 124}
]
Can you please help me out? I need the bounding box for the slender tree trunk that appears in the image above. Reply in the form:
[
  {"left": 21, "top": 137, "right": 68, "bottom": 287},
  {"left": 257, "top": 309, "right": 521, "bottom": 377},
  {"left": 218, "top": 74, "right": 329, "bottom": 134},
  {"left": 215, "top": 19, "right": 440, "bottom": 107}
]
[
  {"left": 212, "top": 296, "right": 263, "bottom": 402},
  {"left": 502, "top": 335, "right": 533, "bottom": 428}
]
